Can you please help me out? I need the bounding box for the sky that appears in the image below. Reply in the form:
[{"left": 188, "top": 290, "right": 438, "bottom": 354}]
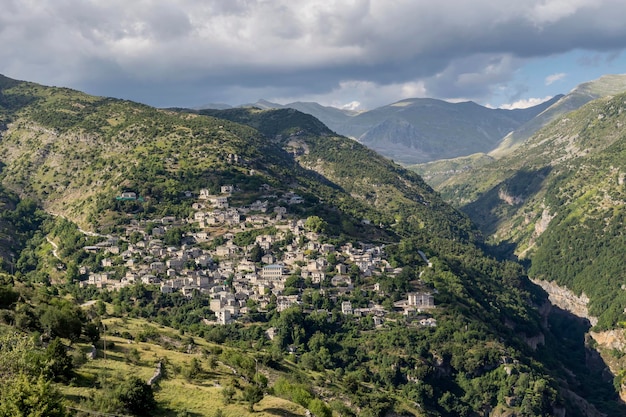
[{"left": 2, "top": 0, "right": 626, "bottom": 111}]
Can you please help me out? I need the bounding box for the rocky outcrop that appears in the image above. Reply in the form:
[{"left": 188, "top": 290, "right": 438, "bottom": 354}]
[
  {"left": 534, "top": 208, "right": 554, "bottom": 236},
  {"left": 532, "top": 279, "right": 597, "bottom": 326},
  {"left": 535, "top": 279, "right": 626, "bottom": 402},
  {"left": 589, "top": 329, "right": 626, "bottom": 402},
  {"left": 147, "top": 361, "right": 163, "bottom": 386},
  {"left": 590, "top": 329, "right": 626, "bottom": 351},
  {"left": 523, "top": 333, "right": 545, "bottom": 350},
  {"left": 498, "top": 188, "right": 524, "bottom": 206}
]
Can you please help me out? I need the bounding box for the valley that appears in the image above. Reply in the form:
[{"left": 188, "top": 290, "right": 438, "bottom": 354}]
[
  {"left": 413, "top": 80, "right": 626, "bottom": 414},
  {"left": 0, "top": 73, "right": 626, "bottom": 417}
]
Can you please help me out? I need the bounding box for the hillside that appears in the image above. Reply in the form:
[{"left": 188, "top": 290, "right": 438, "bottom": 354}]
[
  {"left": 194, "top": 106, "right": 477, "bottom": 242},
  {"left": 438, "top": 92, "right": 626, "bottom": 333},
  {"left": 491, "top": 74, "right": 626, "bottom": 157},
  {"left": 0, "top": 74, "right": 624, "bottom": 416},
  {"left": 408, "top": 154, "right": 496, "bottom": 189}
]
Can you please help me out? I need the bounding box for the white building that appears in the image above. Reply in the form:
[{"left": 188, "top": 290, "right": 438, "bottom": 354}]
[
  {"left": 341, "top": 301, "right": 353, "bottom": 315},
  {"left": 216, "top": 309, "right": 232, "bottom": 325},
  {"left": 261, "top": 264, "right": 284, "bottom": 280}
]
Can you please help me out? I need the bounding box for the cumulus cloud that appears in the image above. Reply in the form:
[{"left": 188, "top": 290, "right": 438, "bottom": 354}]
[
  {"left": 340, "top": 101, "right": 362, "bottom": 111},
  {"left": 500, "top": 96, "right": 554, "bottom": 109},
  {"left": 1, "top": 0, "right": 626, "bottom": 107},
  {"left": 545, "top": 73, "right": 567, "bottom": 85},
  {"left": 269, "top": 80, "right": 429, "bottom": 111}
]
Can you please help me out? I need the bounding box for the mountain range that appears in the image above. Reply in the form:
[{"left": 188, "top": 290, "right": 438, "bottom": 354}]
[
  {"left": 202, "top": 96, "right": 559, "bottom": 164},
  {"left": 202, "top": 74, "right": 626, "bottom": 169}
]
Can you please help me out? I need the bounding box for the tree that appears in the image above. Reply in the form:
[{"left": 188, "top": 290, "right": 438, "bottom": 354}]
[
  {"left": 163, "top": 227, "right": 184, "bottom": 246},
  {"left": 0, "top": 286, "right": 19, "bottom": 309},
  {"left": 38, "top": 304, "right": 83, "bottom": 341},
  {"left": 304, "top": 216, "right": 327, "bottom": 233},
  {"left": 44, "top": 338, "right": 73, "bottom": 382},
  {"left": 308, "top": 399, "right": 332, "bottom": 417},
  {"left": 116, "top": 376, "right": 156, "bottom": 416},
  {"left": 96, "top": 300, "right": 107, "bottom": 316},
  {"left": 284, "top": 273, "right": 304, "bottom": 291},
  {"left": 65, "top": 262, "right": 79, "bottom": 284},
  {"left": 249, "top": 244, "right": 264, "bottom": 263},
  {"left": 221, "top": 386, "right": 235, "bottom": 405},
  {"left": 83, "top": 322, "right": 101, "bottom": 344},
  {"left": 0, "top": 333, "right": 44, "bottom": 382},
  {"left": 183, "top": 357, "right": 202, "bottom": 381},
  {"left": 0, "top": 373, "right": 68, "bottom": 417},
  {"left": 243, "top": 384, "right": 264, "bottom": 412}
]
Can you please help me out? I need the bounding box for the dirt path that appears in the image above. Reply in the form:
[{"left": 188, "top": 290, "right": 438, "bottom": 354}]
[{"left": 46, "top": 236, "right": 60, "bottom": 260}]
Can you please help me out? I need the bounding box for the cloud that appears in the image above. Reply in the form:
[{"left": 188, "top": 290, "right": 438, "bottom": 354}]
[
  {"left": 578, "top": 50, "right": 623, "bottom": 67},
  {"left": 421, "top": 54, "right": 521, "bottom": 102},
  {"left": 269, "top": 80, "right": 428, "bottom": 111},
  {"left": 527, "top": 0, "right": 599, "bottom": 24},
  {"left": 340, "top": 101, "right": 362, "bottom": 111},
  {"left": 1, "top": 0, "right": 626, "bottom": 107},
  {"left": 500, "top": 96, "right": 554, "bottom": 109},
  {"left": 545, "top": 73, "right": 567, "bottom": 85}
]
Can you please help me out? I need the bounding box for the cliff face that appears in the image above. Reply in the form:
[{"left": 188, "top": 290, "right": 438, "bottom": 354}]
[
  {"left": 533, "top": 279, "right": 597, "bottom": 326},
  {"left": 534, "top": 279, "right": 626, "bottom": 401},
  {"left": 590, "top": 330, "right": 626, "bottom": 351}
]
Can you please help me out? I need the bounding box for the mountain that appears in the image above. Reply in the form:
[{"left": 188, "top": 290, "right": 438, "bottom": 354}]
[
  {"left": 491, "top": 74, "right": 626, "bottom": 157},
  {"left": 237, "top": 99, "right": 359, "bottom": 132},
  {"left": 345, "top": 98, "right": 561, "bottom": 164},
  {"left": 411, "top": 75, "right": 626, "bottom": 188},
  {"left": 193, "top": 102, "right": 233, "bottom": 110},
  {"left": 201, "top": 76, "right": 626, "bottom": 170},
  {"left": 241, "top": 96, "right": 559, "bottom": 165},
  {"left": 0, "top": 73, "right": 624, "bottom": 416}
]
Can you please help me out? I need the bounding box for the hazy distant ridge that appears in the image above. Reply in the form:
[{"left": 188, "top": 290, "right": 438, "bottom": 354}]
[{"left": 203, "top": 96, "right": 559, "bottom": 164}]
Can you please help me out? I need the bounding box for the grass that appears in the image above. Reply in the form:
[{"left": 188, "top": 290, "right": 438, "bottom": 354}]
[{"left": 58, "top": 317, "right": 309, "bottom": 417}]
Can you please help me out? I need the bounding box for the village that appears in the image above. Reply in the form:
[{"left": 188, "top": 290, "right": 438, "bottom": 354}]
[{"left": 81, "top": 184, "right": 436, "bottom": 327}]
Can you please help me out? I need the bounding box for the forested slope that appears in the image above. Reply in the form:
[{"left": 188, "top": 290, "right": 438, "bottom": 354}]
[{"left": 439, "top": 92, "right": 626, "bottom": 331}]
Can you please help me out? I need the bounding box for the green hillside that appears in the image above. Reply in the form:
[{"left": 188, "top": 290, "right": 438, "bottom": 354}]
[
  {"left": 195, "top": 106, "right": 476, "bottom": 242},
  {"left": 491, "top": 74, "right": 626, "bottom": 157},
  {"left": 438, "top": 92, "right": 626, "bottom": 331},
  {"left": 407, "top": 154, "right": 496, "bottom": 189},
  {"left": 0, "top": 75, "right": 623, "bottom": 416}
]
